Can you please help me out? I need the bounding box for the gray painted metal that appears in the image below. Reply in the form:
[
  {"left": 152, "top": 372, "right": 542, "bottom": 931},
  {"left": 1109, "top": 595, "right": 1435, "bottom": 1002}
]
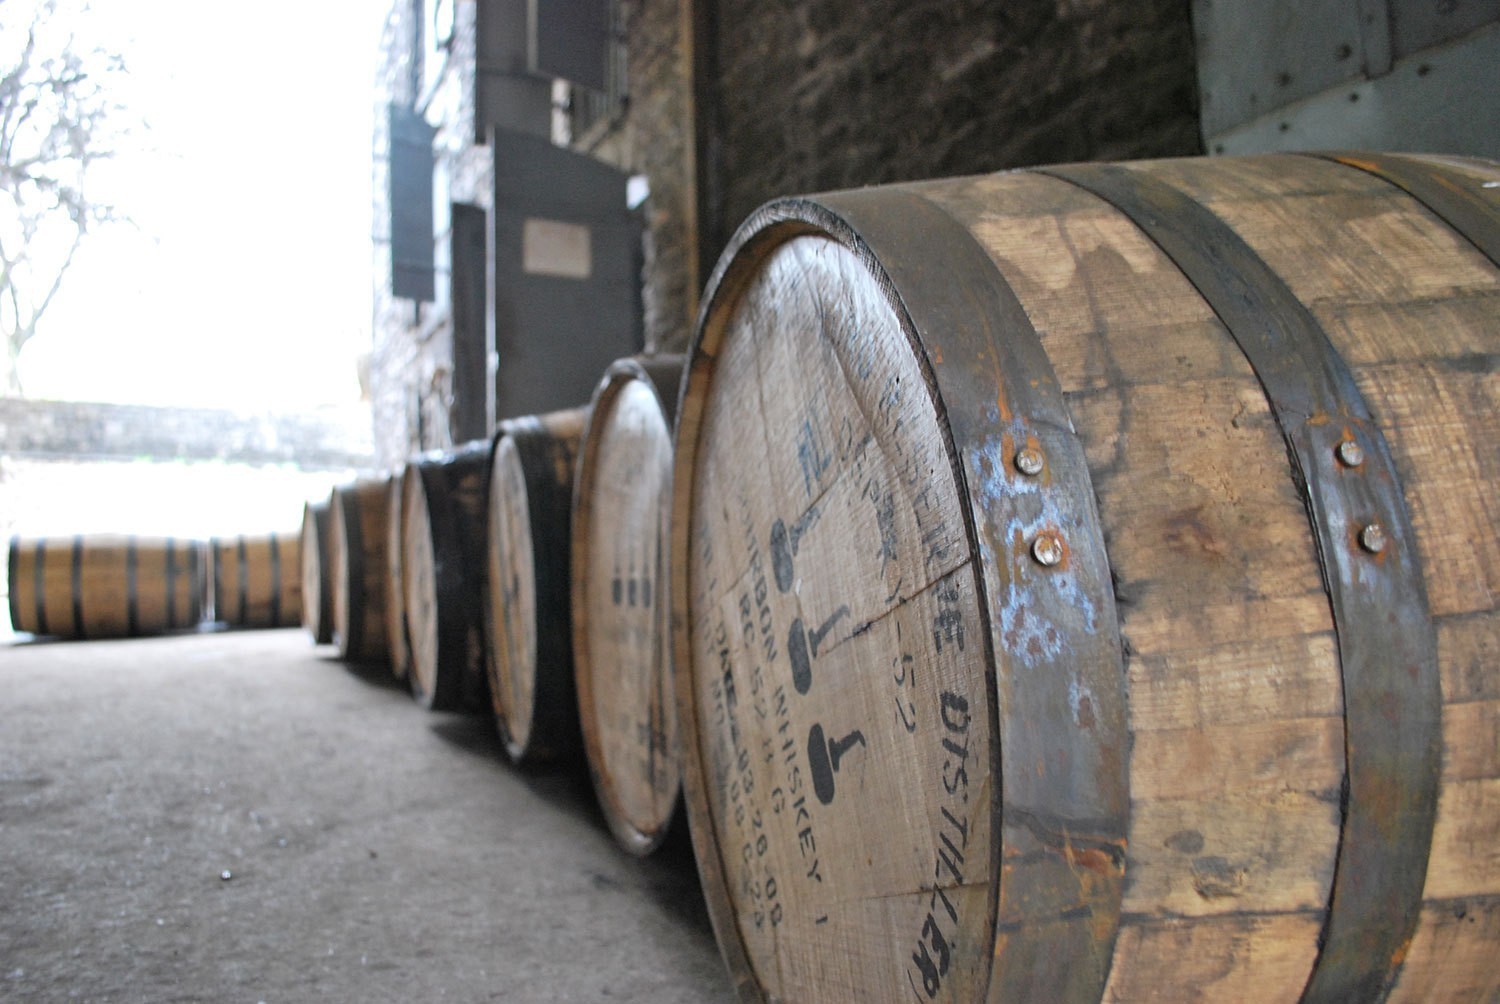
[
  {"left": 475, "top": 0, "right": 552, "bottom": 142},
  {"left": 1195, "top": 2, "right": 1500, "bottom": 158},
  {"left": 450, "top": 203, "right": 491, "bottom": 442},
  {"left": 531, "top": 0, "right": 609, "bottom": 92},
  {"left": 1193, "top": 0, "right": 1369, "bottom": 137},
  {"left": 389, "top": 104, "right": 438, "bottom": 304},
  {"left": 488, "top": 127, "right": 643, "bottom": 422}
]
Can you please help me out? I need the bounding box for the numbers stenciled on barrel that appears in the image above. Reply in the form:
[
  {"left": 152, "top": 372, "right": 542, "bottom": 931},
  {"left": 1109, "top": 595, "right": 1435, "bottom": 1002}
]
[
  {"left": 739, "top": 805, "right": 784, "bottom": 930},
  {"left": 893, "top": 620, "right": 916, "bottom": 734}
]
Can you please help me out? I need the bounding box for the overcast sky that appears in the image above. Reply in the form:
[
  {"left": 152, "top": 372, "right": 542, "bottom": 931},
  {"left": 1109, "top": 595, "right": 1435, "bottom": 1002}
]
[{"left": 16, "top": 1, "right": 392, "bottom": 413}]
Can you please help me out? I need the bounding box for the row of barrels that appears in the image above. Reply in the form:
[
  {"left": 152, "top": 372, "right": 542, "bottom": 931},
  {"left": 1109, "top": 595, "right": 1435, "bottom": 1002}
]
[
  {"left": 7, "top": 532, "right": 302, "bottom": 638},
  {"left": 10, "top": 152, "right": 1497, "bottom": 1001},
  {"left": 302, "top": 355, "right": 685, "bottom": 853},
  {"left": 312, "top": 152, "right": 1499, "bottom": 1001}
]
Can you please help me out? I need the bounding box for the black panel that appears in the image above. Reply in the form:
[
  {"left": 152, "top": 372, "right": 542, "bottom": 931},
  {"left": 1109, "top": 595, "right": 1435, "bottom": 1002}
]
[
  {"left": 474, "top": 0, "right": 552, "bottom": 143},
  {"left": 389, "top": 103, "right": 437, "bottom": 303},
  {"left": 488, "top": 127, "right": 643, "bottom": 421},
  {"left": 533, "top": 0, "right": 609, "bottom": 91},
  {"left": 450, "top": 203, "right": 491, "bottom": 442}
]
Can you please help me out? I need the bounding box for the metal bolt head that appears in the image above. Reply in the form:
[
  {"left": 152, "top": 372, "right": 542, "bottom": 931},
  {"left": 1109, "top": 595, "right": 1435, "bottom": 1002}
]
[
  {"left": 1031, "top": 532, "right": 1065, "bottom": 567},
  {"left": 1359, "top": 523, "right": 1387, "bottom": 554},
  {"left": 1336, "top": 439, "right": 1365, "bottom": 468},
  {"left": 1014, "top": 446, "right": 1045, "bottom": 477}
]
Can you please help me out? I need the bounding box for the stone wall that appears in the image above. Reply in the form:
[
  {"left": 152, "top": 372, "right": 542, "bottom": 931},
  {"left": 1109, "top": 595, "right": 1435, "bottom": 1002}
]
[
  {"left": 369, "top": 0, "right": 1203, "bottom": 451},
  {"left": 579, "top": 0, "right": 699, "bottom": 353},
  {"left": 698, "top": 0, "right": 1202, "bottom": 263},
  {"left": 369, "top": 0, "right": 495, "bottom": 470},
  {"left": 0, "top": 398, "right": 372, "bottom": 470},
  {"left": 574, "top": 0, "right": 1200, "bottom": 352}
]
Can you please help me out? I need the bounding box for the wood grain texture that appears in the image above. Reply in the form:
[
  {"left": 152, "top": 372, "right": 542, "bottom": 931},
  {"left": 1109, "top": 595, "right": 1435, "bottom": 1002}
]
[
  {"left": 330, "top": 478, "right": 391, "bottom": 666},
  {"left": 676, "top": 153, "right": 1500, "bottom": 1001},
  {"left": 209, "top": 532, "right": 300, "bottom": 629},
  {"left": 676, "top": 232, "right": 993, "bottom": 1001},
  {"left": 300, "top": 499, "right": 333, "bottom": 645},
  {"left": 403, "top": 441, "right": 492, "bottom": 712},
  {"left": 1134, "top": 153, "right": 1500, "bottom": 1002},
  {"left": 572, "top": 356, "right": 686, "bottom": 855},
  {"left": 484, "top": 408, "right": 588, "bottom": 763},
  {"left": 8, "top": 534, "right": 204, "bottom": 639}
]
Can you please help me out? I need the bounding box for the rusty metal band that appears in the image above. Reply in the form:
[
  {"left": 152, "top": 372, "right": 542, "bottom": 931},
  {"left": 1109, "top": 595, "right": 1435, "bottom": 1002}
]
[
  {"left": 236, "top": 536, "right": 250, "bottom": 626},
  {"left": 419, "top": 459, "right": 472, "bottom": 710},
  {"left": 32, "top": 537, "right": 49, "bottom": 636},
  {"left": 126, "top": 536, "right": 140, "bottom": 637},
  {"left": 1041, "top": 161, "right": 1442, "bottom": 1004},
  {"left": 341, "top": 493, "right": 364, "bottom": 658},
  {"left": 166, "top": 537, "right": 180, "bottom": 630},
  {"left": 209, "top": 537, "right": 221, "bottom": 627},
  {"left": 505, "top": 418, "right": 581, "bottom": 760},
  {"left": 1308, "top": 151, "right": 1500, "bottom": 268},
  {"left": 6, "top": 536, "right": 18, "bottom": 636},
  {"left": 70, "top": 535, "right": 85, "bottom": 641},
  {"left": 807, "top": 187, "right": 1130, "bottom": 1002},
  {"left": 268, "top": 533, "right": 282, "bottom": 628}
]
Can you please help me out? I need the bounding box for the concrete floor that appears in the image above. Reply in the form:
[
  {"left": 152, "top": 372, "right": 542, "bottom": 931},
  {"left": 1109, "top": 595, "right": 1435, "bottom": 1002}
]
[{"left": 0, "top": 628, "right": 734, "bottom": 1002}]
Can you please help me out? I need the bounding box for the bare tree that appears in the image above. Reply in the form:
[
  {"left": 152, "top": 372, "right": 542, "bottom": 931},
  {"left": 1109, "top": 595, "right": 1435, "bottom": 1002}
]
[{"left": 0, "top": 0, "right": 131, "bottom": 394}]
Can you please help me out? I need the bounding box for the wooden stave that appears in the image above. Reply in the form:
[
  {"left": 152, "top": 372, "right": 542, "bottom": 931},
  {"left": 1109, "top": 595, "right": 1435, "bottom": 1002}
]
[
  {"left": 483, "top": 406, "right": 589, "bottom": 763},
  {"left": 330, "top": 478, "right": 392, "bottom": 665},
  {"left": 300, "top": 499, "right": 334, "bottom": 645},
  {"left": 571, "top": 355, "right": 687, "bottom": 856},
  {"left": 7, "top": 534, "right": 205, "bottom": 639},
  {"left": 403, "top": 441, "right": 493, "bottom": 712},
  {"left": 671, "top": 154, "right": 1500, "bottom": 1002},
  {"left": 1097, "top": 153, "right": 1499, "bottom": 1004},
  {"left": 208, "top": 531, "right": 301, "bottom": 629}
]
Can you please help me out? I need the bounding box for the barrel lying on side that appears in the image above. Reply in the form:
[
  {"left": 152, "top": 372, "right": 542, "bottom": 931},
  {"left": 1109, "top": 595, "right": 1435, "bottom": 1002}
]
[
  {"left": 329, "top": 478, "right": 391, "bottom": 665},
  {"left": 404, "top": 441, "right": 492, "bottom": 711},
  {"left": 208, "top": 531, "right": 301, "bottom": 629},
  {"left": 673, "top": 153, "right": 1500, "bottom": 1002},
  {"left": 300, "top": 498, "right": 334, "bottom": 645},
  {"left": 484, "top": 407, "right": 589, "bottom": 762},
  {"left": 8, "top": 534, "right": 205, "bottom": 639},
  {"left": 572, "top": 356, "right": 685, "bottom": 855}
]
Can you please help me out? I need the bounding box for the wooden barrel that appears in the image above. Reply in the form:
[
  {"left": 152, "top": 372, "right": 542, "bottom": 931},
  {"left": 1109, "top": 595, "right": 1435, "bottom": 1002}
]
[
  {"left": 484, "top": 406, "right": 589, "bottom": 762},
  {"left": 404, "top": 441, "right": 492, "bottom": 710},
  {"left": 384, "top": 469, "right": 413, "bottom": 681},
  {"left": 208, "top": 531, "right": 301, "bottom": 629},
  {"left": 672, "top": 153, "right": 1500, "bottom": 1002},
  {"left": 300, "top": 498, "right": 334, "bottom": 644},
  {"left": 329, "top": 478, "right": 391, "bottom": 665},
  {"left": 571, "top": 356, "right": 686, "bottom": 854},
  {"left": 7, "top": 534, "right": 205, "bottom": 639}
]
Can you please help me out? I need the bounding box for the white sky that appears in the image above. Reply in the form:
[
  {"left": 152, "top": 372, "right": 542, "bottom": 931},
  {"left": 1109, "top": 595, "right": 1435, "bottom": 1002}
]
[{"left": 15, "top": 0, "right": 392, "bottom": 413}]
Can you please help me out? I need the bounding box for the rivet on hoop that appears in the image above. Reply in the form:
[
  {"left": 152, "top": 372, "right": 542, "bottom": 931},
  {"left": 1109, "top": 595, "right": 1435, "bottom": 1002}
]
[
  {"left": 1359, "top": 523, "right": 1387, "bottom": 554},
  {"left": 1032, "top": 533, "right": 1065, "bottom": 567},
  {"left": 1336, "top": 439, "right": 1365, "bottom": 468},
  {"left": 1014, "top": 446, "right": 1045, "bottom": 477}
]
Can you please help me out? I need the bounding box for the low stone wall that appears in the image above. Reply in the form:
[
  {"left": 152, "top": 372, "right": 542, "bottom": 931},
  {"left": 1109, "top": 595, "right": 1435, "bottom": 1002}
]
[{"left": 0, "top": 398, "right": 373, "bottom": 471}]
